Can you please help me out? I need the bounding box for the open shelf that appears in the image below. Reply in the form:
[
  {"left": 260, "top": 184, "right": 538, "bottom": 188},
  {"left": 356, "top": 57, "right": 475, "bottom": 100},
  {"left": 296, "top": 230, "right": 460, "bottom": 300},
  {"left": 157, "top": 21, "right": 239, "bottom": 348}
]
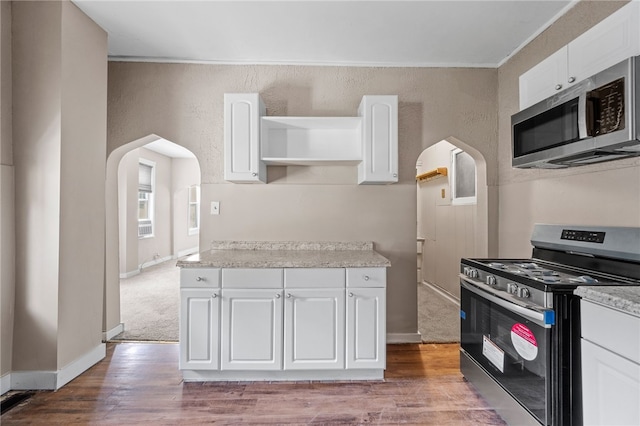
[
  {"left": 416, "top": 167, "right": 448, "bottom": 182},
  {"left": 261, "top": 116, "right": 362, "bottom": 165}
]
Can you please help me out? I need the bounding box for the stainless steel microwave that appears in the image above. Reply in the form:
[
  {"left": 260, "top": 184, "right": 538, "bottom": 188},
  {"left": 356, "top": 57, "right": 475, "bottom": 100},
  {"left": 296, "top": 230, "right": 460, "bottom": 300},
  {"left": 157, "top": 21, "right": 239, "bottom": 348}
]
[{"left": 512, "top": 55, "right": 639, "bottom": 168}]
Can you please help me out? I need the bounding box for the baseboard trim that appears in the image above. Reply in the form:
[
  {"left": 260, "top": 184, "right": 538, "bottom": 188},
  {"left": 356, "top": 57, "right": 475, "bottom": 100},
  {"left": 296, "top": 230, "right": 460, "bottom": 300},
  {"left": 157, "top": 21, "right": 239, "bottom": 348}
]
[
  {"left": 139, "top": 255, "right": 173, "bottom": 271},
  {"left": 421, "top": 281, "right": 460, "bottom": 306},
  {"left": 104, "top": 323, "right": 125, "bottom": 341},
  {"left": 57, "top": 343, "right": 106, "bottom": 389},
  {"left": 176, "top": 246, "right": 199, "bottom": 259},
  {"left": 10, "top": 343, "right": 106, "bottom": 390},
  {"left": 1, "top": 373, "right": 11, "bottom": 395},
  {"left": 387, "top": 332, "right": 422, "bottom": 344},
  {"left": 120, "top": 269, "right": 140, "bottom": 279}
]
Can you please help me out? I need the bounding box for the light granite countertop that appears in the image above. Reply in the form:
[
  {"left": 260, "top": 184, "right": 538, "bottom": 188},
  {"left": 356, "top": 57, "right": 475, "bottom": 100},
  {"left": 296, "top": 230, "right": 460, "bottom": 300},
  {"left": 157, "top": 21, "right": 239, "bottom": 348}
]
[
  {"left": 177, "top": 241, "right": 391, "bottom": 269},
  {"left": 575, "top": 286, "right": 640, "bottom": 317}
]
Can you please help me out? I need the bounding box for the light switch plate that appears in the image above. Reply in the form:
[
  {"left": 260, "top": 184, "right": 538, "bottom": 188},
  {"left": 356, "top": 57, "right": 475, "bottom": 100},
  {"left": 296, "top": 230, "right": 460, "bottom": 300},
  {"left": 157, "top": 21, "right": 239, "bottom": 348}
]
[{"left": 211, "top": 201, "right": 220, "bottom": 215}]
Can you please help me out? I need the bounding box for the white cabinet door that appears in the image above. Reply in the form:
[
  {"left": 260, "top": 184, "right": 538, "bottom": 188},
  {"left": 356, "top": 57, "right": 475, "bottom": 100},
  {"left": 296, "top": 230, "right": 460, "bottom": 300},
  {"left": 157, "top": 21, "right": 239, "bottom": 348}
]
[
  {"left": 346, "top": 287, "right": 386, "bottom": 369},
  {"left": 581, "top": 339, "right": 640, "bottom": 426},
  {"left": 283, "top": 289, "right": 345, "bottom": 370},
  {"left": 519, "top": 46, "right": 568, "bottom": 110},
  {"left": 358, "top": 95, "right": 398, "bottom": 184},
  {"left": 221, "top": 289, "right": 283, "bottom": 370},
  {"left": 224, "top": 93, "right": 266, "bottom": 183},
  {"left": 179, "top": 288, "right": 220, "bottom": 370},
  {"left": 568, "top": 1, "right": 640, "bottom": 85}
]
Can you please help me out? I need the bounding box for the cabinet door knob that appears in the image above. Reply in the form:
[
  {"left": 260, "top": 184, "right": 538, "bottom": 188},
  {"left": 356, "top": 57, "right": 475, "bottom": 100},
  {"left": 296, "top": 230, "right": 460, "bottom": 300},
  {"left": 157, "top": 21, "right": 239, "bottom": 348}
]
[
  {"left": 555, "top": 84, "right": 563, "bottom": 91},
  {"left": 393, "top": 173, "right": 398, "bottom": 178},
  {"left": 568, "top": 76, "right": 576, "bottom": 83},
  {"left": 196, "top": 277, "right": 204, "bottom": 282},
  {"left": 363, "top": 275, "right": 370, "bottom": 281},
  {"left": 252, "top": 172, "right": 257, "bottom": 177},
  {"left": 286, "top": 293, "right": 292, "bottom": 298},
  {"left": 212, "top": 293, "right": 217, "bottom": 299},
  {"left": 349, "top": 292, "right": 354, "bottom": 297},
  {"left": 275, "top": 293, "right": 281, "bottom": 299}
]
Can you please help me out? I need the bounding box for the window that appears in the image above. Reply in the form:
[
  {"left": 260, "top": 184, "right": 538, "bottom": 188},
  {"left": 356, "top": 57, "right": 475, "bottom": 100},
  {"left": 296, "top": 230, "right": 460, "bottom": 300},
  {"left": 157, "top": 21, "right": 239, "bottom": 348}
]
[
  {"left": 451, "top": 148, "right": 476, "bottom": 205},
  {"left": 138, "top": 160, "right": 155, "bottom": 237},
  {"left": 188, "top": 185, "right": 200, "bottom": 235}
]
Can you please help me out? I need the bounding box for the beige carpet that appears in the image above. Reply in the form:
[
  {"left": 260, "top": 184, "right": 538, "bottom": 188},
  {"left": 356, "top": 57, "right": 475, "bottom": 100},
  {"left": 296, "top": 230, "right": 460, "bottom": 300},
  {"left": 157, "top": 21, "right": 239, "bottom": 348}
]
[
  {"left": 417, "top": 282, "right": 460, "bottom": 343},
  {"left": 112, "top": 260, "right": 180, "bottom": 342}
]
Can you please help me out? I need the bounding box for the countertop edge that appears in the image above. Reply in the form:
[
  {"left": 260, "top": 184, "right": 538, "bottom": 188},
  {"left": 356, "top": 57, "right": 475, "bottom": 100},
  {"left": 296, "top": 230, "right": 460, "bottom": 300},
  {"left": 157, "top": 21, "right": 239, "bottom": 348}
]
[
  {"left": 177, "top": 248, "right": 391, "bottom": 269},
  {"left": 574, "top": 286, "right": 640, "bottom": 317}
]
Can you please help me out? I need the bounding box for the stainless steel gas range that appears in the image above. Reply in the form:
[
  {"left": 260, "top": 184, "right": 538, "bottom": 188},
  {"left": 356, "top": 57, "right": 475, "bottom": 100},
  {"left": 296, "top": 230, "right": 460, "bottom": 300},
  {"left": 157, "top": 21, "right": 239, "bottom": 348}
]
[{"left": 459, "top": 224, "right": 640, "bottom": 426}]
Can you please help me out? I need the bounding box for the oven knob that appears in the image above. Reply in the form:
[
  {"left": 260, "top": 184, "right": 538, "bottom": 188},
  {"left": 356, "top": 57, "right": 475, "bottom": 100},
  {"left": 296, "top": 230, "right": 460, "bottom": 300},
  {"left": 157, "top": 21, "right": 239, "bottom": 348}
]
[
  {"left": 517, "top": 287, "right": 531, "bottom": 299},
  {"left": 507, "top": 283, "right": 519, "bottom": 294},
  {"left": 470, "top": 269, "right": 479, "bottom": 279},
  {"left": 486, "top": 275, "right": 497, "bottom": 286}
]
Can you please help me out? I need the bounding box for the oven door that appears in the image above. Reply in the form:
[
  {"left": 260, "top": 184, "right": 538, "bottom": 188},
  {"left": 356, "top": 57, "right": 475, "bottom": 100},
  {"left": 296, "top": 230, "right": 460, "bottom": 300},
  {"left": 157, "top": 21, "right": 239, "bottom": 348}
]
[{"left": 460, "top": 277, "right": 554, "bottom": 425}]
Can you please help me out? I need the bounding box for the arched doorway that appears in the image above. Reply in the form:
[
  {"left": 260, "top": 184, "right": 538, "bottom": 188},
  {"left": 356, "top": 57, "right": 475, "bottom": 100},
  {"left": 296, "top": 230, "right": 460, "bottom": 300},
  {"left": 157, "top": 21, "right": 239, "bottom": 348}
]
[
  {"left": 415, "top": 137, "right": 488, "bottom": 342},
  {"left": 103, "top": 134, "right": 201, "bottom": 342}
]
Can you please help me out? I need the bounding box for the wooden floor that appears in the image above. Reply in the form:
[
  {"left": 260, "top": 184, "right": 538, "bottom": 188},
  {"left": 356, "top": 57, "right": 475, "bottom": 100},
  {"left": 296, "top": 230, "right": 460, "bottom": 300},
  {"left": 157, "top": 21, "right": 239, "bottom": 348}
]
[{"left": 2, "top": 343, "right": 506, "bottom": 425}]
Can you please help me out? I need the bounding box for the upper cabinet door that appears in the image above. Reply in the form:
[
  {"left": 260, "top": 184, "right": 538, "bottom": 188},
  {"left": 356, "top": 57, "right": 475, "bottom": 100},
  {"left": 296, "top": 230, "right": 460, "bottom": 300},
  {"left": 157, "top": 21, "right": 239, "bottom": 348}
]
[
  {"left": 519, "top": 46, "right": 568, "bottom": 110},
  {"left": 358, "top": 95, "right": 398, "bottom": 184},
  {"left": 224, "top": 93, "right": 266, "bottom": 183},
  {"left": 518, "top": 2, "right": 640, "bottom": 111},
  {"left": 568, "top": 1, "right": 640, "bottom": 85}
]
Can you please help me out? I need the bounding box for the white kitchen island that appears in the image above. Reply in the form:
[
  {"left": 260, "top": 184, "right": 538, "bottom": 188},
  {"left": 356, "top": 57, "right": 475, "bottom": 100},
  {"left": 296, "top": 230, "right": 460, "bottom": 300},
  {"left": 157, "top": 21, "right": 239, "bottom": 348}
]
[{"left": 176, "top": 241, "right": 391, "bottom": 381}]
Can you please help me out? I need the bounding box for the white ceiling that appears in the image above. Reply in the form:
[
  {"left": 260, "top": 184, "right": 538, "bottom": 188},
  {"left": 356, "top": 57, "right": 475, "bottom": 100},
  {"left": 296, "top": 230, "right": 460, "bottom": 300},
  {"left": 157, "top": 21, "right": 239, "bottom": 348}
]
[{"left": 73, "top": 0, "right": 577, "bottom": 68}]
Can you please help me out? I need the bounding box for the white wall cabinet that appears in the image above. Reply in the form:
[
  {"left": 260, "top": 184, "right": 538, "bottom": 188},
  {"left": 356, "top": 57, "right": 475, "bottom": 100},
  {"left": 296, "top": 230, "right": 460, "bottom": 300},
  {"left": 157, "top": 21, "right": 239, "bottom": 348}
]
[
  {"left": 180, "top": 266, "right": 387, "bottom": 380},
  {"left": 224, "top": 93, "right": 266, "bottom": 183},
  {"left": 580, "top": 300, "right": 640, "bottom": 425},
  {"left": 519, "top": 1, "right": 640, "bottom": 110},
  {"left": 358, "top": 96, "right": 398, "bottom": 184},
  {"left": 224, "top": 94, "right": 398, "bottom": 184}
]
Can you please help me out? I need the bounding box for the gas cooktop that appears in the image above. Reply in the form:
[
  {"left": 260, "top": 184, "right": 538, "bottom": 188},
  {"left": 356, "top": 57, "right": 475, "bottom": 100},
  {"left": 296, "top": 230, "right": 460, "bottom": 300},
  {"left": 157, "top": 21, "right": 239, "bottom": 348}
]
[{"left": 466, "top": 257, "right": 638, "bottom": 288}]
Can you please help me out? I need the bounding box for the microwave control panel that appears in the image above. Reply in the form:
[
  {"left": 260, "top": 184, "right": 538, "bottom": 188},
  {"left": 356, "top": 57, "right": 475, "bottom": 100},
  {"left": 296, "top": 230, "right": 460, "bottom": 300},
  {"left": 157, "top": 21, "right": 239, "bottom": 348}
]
[{"left": 588, "top": 77, "right": 625, "bottom": 136}]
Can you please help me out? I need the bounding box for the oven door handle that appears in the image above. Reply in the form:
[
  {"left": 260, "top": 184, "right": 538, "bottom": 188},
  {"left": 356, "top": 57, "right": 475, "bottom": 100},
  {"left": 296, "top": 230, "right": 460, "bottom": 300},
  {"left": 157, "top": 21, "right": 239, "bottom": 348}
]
[{"left": 460, "top": 276, "right": 555, "bottom": 328}]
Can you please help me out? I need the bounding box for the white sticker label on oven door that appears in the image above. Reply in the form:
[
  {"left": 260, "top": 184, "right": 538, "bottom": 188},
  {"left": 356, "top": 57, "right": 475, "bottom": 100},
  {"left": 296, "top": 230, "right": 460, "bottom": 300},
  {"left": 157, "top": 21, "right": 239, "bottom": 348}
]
[
  {"left": 511, "top": 323, "right": 538, "bottom": 361},
  {"left": 482, "top": 335, "right": 505, "bottom": 373}
]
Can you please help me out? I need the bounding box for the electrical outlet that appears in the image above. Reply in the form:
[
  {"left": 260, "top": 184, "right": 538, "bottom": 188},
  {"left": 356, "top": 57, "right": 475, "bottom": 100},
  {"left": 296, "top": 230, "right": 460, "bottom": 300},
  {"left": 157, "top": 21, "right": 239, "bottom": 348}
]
[{"left": 211, "top": 201, "right": 220, "bottom": 215}]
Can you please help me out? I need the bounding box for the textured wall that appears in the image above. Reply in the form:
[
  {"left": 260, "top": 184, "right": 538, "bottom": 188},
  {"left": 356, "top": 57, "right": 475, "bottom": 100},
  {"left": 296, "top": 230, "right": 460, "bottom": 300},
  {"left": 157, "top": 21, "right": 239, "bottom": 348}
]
[
  {"left": 107, "top": 64, "right": 499, "bottom": 336},
  {"left": 497, "top": 0, "right": 639, "bottom": 256}
]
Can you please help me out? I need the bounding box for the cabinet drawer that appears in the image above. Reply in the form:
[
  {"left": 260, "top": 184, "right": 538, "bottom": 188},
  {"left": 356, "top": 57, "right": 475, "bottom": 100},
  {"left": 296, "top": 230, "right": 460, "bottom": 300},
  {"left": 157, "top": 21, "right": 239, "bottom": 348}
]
[
  {"left": 222, "top": 268, "right": 283, "bottom": 288},
  {"left": 181, "top": 268, "right": 221, "bottom": 288},
  {"left": 346, "top": 268, "right": 386, "bottom": 288},
  {"left": 581, "top": 300, "right": 640, "bottom": 363},
  {"left": 284, "top": 268, "right": 345, "bottom": 288}
]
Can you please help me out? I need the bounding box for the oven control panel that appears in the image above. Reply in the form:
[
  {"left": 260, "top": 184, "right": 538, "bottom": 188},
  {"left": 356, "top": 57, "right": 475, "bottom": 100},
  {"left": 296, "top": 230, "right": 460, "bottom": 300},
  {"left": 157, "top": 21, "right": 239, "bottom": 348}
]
[{"left": 561, "top": 229, "right": 606, "bottom": 243}]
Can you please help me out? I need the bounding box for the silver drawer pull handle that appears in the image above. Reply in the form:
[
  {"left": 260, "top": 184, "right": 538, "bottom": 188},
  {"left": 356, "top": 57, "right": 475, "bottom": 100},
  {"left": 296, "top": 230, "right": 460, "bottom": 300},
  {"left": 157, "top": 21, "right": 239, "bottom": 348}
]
[
  {"left": 555, "top": 83, "right": 562, "bottom": 90},
  {"left": 275, "top": 293, "right": 281, "bottom": 299},
  {"left": 286, "top": 293, "right": 292, "bottom": 298},
  {"left": 212, "top": 294, "right": 217, "bottom": 299},
  {"left": 349, "top": 292, "right": 354, "bottom": 297},
  {"left": 196, "top": 277, "right": 204, "bottom": 282},
  {"left": 568, "top": 76, "right": 576, "bottom": 83},
  {"left": 363, "top": 275, "right": 370, "bottom": 281}
]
